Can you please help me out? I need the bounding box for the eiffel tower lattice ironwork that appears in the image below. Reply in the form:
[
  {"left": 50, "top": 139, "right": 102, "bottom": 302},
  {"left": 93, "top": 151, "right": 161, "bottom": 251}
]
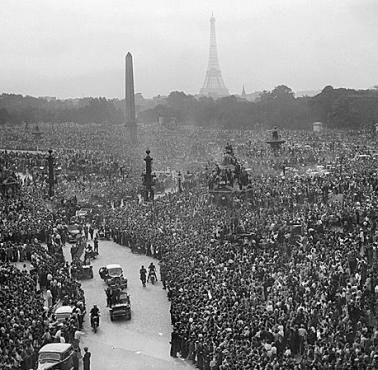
[{"left": 199, "top": 14, "right": 229, "bottom": 98}]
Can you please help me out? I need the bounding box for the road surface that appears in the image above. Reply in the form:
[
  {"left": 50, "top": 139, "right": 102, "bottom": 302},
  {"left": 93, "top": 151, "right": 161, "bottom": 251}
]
[{"left": 65, "top": 239, "right": 192, "bottom": 370}]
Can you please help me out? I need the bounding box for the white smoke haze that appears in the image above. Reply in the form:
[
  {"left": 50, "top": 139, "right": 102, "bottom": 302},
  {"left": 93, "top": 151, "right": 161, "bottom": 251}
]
[{"left": 0, "top": 0, "right": 377, "bottom": 98}]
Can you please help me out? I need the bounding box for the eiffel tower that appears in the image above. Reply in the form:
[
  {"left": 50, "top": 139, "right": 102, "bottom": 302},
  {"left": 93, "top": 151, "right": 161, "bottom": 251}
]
[{"left": 199, "top": 14, "right": 229, "bottom": 98}]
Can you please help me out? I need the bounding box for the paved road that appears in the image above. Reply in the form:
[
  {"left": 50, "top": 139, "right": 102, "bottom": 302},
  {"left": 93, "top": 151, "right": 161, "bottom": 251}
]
[{"left": 66, "top": 239, "right": 192, "bottom": 370}]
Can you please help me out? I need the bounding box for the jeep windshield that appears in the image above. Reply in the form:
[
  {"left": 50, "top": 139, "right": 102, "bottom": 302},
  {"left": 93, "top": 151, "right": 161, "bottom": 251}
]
[
  {"left": 38, "top": 352, "right": 61, "bottom": 363},
  {"left": 108, "top": 267, "right": 122, "bottom": 276}
]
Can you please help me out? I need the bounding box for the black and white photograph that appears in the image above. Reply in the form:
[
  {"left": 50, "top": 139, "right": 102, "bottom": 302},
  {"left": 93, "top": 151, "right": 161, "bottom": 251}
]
[{"left": 1, "top": 0, "right": 378, "bottom": 369}]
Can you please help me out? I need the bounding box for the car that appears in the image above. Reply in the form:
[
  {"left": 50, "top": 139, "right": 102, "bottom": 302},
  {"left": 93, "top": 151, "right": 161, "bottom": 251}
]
[
  {"left": 71, "top": 264, "right": 93, "bottom": 280},
  {"left": 75, "top": 208, "right": 92, "bottom": 218},
  {"left": 67, "top": 225, "right": 81, "bottom": 244},
  {"left": 37, "top": 343, "right": 75, "bottom": 370},
  {"left": 353, "top": 154, "right": 371, "bottom": 161},
  {"left": 99, "top": 264, "right": 128, "bottom": 289},
  {"left": 110, "top": 291, "right": 131, "bottom": 321},
  {"left": 54, "top": 306, "right": 74, "bottom": 323}
]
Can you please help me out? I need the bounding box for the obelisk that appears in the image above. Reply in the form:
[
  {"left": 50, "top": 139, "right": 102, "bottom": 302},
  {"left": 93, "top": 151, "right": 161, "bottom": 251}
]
[{"left": 125, "top": 52, "right": 136, "bottom": 128}]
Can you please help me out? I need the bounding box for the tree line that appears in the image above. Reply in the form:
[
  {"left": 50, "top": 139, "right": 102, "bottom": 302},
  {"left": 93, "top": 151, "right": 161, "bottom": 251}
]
[
  {"left": 139, "top": 85, "right": 378, "bottom": 130},
  {"left": 1, "top": 85, "right": 378, "bottom": 129},
  {"left": 0, "top": 94, "right": 123, "bottom": 125}
]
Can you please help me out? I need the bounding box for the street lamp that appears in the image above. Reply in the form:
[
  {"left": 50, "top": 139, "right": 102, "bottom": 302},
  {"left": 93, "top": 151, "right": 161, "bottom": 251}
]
[
  {"left": 177, "top": 171, "right": 182, "bottom": 193},
  {"left": 142, "top": 149, "right": 155, "bottom": 201}
]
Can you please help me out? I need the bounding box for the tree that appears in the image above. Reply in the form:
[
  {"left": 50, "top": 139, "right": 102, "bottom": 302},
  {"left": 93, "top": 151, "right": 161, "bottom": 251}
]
[{"left": 0, "top": 108, "right": 12, "bottom": 125}]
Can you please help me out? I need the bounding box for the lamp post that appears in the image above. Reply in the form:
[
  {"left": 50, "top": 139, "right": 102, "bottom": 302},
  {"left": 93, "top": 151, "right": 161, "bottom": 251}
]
[
  {"left": 177, "top": 171, "right": 182, "bottom": 193},
  {"left": 142, "top": 149, "right": 155, "bottom": 201},
  {"left": 47, "top": 149, "right": 54, "bottom": 198}
]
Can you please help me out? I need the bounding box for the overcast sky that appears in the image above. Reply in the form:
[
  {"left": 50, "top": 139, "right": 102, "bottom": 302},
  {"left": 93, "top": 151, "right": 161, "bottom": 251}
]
[{"left": 1, "top": 0, "right": 377, "bottom": 99}]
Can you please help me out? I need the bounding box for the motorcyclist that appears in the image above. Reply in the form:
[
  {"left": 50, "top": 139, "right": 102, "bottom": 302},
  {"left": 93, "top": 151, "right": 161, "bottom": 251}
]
[
  {"left": 140, "top": 265, "right": 147, "bottom": 287},
  {"left": 147, "top": 262, "right": 157, "bottom": 283},
  {"left": 90, "top": 305, "right": 100, "bottom": 328},
  {"left": 99, "top": 266, "right": 108, "bottom": 280}
]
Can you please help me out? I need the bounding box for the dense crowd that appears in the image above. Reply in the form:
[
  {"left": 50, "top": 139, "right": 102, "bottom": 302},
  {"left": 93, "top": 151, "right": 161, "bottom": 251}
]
[
  {"left": 0, "top": 241, "right": 85, "bottom": 369},
  {"left": 1, "top": 124, "right": 378, "bottom": 369},
  {"left": 1, "top": 159, "right": 86, "bottom": 369},
  {"left": 102, "top": 131, "right": 378, "bottom": 369}
]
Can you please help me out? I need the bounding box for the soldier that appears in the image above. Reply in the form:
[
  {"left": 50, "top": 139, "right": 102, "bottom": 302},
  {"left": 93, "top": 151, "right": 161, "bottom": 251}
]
[{"left": 105, "top": 286, "right": 112, "bottom": 307}]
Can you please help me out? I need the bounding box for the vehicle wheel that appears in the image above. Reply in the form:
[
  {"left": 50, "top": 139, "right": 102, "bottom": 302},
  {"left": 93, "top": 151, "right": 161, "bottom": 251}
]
[
  {"left": 110, "top": 314, "right": 114, "bottom": 321},
  {"left": 94, "top": 325, "right": 97, "bottom": 333},
  {"left": 90, "top": 272, "right": 93, "bottom": 279}
]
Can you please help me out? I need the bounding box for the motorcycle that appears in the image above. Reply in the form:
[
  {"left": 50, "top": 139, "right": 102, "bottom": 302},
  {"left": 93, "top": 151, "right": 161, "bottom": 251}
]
[
  {"left": 98, "top": 227, "right": 111, "bottom": 240},
  {"left": 85, "top": 248, "right": 98, "bottom": 261},
  {"left": 91, "top": 314, "right": 100, "bottom": 333},
  {"left": 148, "top": 272, "right": 156, "bottom": 285}
]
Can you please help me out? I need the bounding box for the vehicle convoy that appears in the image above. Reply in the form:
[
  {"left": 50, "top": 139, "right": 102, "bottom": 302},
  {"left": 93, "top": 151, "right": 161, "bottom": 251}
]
[
  {"left": 109, "top": 291, "right": 131, "bottom": 321},
  {"left": 99, "top": 263, "right": 127, "bottom": 289},
  {"left": 37, "top": 343, "right": 74, "bottom": 370}
]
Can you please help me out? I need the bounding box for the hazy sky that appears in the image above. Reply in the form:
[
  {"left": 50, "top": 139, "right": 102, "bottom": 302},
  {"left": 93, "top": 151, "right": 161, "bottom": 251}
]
[{"left": 1, "top": 0, "right": 377, "bottom": 98}]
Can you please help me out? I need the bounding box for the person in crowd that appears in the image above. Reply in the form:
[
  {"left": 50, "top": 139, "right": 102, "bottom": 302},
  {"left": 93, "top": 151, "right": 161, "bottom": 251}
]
[
  {"left": 93, "top": 237, "right": 99, "bottom": 254},
  {"left": 83, "top": 346, "right": 91, "bottom": 370},
  {"left": 140, "top": 265, "right": 147, "bottom": 287}
]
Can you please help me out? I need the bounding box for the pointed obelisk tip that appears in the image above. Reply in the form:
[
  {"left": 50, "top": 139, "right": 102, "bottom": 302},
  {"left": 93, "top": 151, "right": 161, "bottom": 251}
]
[{"left": 126, "top": 52, "right": 132, "bottom": 58}]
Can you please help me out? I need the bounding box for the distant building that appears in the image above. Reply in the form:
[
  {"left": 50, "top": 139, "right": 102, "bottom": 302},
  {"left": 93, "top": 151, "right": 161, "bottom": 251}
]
[
  {"left": 38, "top": 96, "right": 57, "bottom": 102},
  {"left": 313, "top": 122, "right": 323, "bottom": 132},
  {"left": 158, "top": 116, "right": 164, "bottom": 125},
  {"left": 135, "top": 93, "right": 145, "bottom": 114},
  {"left": 152, "top": 95, "right": 168, "bottom": 104},
  {"left": 235, "top": 88, "right": 262, "bottom": 102}
]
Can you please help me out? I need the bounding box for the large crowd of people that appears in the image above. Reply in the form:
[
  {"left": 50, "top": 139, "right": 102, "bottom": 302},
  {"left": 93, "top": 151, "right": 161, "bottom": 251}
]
[
  {"left": 0, "top": 156, "right": 87, "bottom": 369},
  {"left": 1, "top": 123, "right": 378, "bottom": 369},
  {"left": 100, "top": 129, "right": 378, "bottom": 369}
]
